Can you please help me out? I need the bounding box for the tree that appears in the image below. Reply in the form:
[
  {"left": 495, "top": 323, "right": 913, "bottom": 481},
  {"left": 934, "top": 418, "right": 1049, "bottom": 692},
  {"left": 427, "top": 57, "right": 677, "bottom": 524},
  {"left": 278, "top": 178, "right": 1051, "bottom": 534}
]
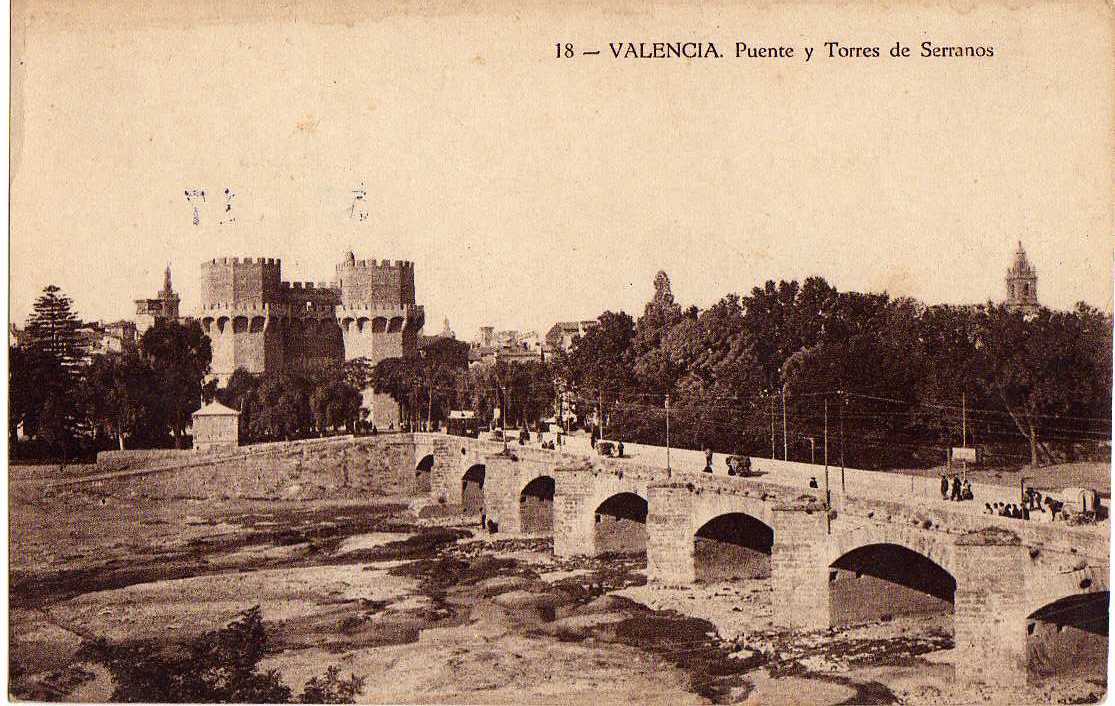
[
  {"left": 249, "top": 370, "right": 312, "bottom": 441},
  {"left": 632, "top": 271, "right": 687, "bottom": 394},
  {"left": 9, "top": 345, "right": 45, "bottom": 445},
  {"left": 21, "top": 285, "right": 86, "bottom": 451},
  {"left": 977, "top": 304, "right": 1112, "bottom": 466},
  {"left": 140, "top": 321, "right": 212, "bottom": 448},
  {"left": 25, "top": 285, "right": 84, "bottom": 375},
  {"left": 310, "top": 379, "right": 363, "bottom": 434},
  {"left": 82, "top": 351, "right": 153, "bottom": 450}
]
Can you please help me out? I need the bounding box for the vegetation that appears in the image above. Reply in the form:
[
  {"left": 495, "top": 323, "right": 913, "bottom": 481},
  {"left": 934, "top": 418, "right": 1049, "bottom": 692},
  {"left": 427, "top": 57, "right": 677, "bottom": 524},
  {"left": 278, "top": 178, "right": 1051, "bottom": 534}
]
[
  {"left": 371, "top": 336, "right": 556, "bottom": 431},
  {"left": 553, "top": 273, "right": 1111, "bottom": 469},
  {"left": 78, "top": 606, "right": 365, "bottom": 703},
  {"left": 211, "top": 362, "right": 365, "bottom": 442}
]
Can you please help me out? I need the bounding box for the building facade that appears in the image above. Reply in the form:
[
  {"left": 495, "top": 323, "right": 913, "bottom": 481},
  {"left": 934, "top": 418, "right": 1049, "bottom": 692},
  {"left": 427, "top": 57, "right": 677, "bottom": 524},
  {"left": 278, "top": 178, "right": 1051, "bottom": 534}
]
[
  {"left": 192, "top": 400, "right": 240, "bottom": 452},
  {"left": 1005, "top": 241, "right": 1039, "bottom": 315},
  {"left": 545, "top": 320, "right": 598, "bottom": 352},
  {"left": 197, "top": 251, "right": 425, "bottom": 425}
]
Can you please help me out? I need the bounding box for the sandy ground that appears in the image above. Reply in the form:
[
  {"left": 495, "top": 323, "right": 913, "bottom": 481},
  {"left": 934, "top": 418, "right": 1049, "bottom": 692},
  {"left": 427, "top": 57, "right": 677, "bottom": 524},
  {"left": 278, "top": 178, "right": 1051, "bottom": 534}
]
[{"left": 8, "top": 484, "right": 1107, "bottom": 705}]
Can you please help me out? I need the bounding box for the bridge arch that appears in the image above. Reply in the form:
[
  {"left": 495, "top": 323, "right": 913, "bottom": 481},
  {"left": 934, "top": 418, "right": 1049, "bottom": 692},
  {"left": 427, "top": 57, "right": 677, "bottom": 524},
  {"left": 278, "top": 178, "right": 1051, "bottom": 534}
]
[
  {"left": 828, "top": 541, "right": 956, "bottom": 627},
  {"left": 823, "top": 525, "right": 956, "bottom": 576},
  {"left": 462, "top": 463, "right": 486, "bottom": 516},
  {"left": 415, "top": 454, "right": 434, "bottom": 494},
  {"left": 1026, "top": 590, "right": 1108, "bottom": 681},
  {"left": 519, "top": 476, "right": 555, "bottom": 533},
  {"left": 594, "top": 491, "right": 648, "bottom": 556},
  {"left": 694, "top": 512, "right": 773, "bottom": 582}
]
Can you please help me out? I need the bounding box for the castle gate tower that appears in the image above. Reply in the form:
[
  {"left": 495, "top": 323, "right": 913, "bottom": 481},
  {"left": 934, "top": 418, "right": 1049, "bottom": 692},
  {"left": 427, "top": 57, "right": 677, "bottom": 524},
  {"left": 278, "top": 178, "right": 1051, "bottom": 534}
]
[
  {"left": 198, "top": 257, "right": 286, "bottom": 384},
  {"left": 335, "top": 251, "right": 425, "bottom": 426}
]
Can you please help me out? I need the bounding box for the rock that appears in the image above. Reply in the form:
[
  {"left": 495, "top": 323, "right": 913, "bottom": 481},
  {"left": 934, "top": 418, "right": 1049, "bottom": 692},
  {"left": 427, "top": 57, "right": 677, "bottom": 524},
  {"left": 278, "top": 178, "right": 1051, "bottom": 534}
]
[
  {"left": 493, "top": 590, "right": 567, "bottom": 611},
  {"left": 475, "top": 576, "right": 535, "bottom": 597},
  {"left": 545, "top": 611, "right": 628, "bottom": 634},
  {"left": 556, "top": 593, "right": 647, "bottom": 619}
]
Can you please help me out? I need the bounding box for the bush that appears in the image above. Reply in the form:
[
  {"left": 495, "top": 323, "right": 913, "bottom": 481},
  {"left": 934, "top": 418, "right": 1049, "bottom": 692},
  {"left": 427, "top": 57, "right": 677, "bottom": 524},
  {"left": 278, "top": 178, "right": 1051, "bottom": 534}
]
[{"left": 79, "top": 606, "right": 366, "bottom": 703}]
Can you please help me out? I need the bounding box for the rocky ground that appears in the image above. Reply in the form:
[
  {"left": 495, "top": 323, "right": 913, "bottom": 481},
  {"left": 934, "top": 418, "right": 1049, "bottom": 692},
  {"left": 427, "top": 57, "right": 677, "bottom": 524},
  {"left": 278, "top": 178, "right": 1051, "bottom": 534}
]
[{"left": 8, "top": 484, "right": 1107, "bottom": 704}]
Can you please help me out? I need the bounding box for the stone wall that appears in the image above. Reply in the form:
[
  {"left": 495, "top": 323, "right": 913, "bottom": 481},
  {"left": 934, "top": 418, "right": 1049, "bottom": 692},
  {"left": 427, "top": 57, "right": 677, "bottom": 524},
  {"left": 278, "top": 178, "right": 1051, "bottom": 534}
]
[{"left": 63, "top": 435, "right": 418, "bottom": 501}]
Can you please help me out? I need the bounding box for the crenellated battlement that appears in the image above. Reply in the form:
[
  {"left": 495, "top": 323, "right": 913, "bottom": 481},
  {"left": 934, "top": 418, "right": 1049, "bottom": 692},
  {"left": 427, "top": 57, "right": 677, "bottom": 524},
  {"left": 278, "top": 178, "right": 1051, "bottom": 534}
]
[
  {"left": 280, "top": 281, "right": 341, "bottom": 291},
  {"left": 205, "top": 257, "right": 281, "bottom": 266},
  {"left": 338, "top": 258, "right": 414, "bottom": 271}
]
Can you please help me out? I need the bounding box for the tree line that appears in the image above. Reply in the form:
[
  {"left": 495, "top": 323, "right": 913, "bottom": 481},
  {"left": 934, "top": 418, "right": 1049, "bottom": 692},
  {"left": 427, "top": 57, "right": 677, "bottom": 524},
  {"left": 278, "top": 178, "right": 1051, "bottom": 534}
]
[
  {"left": 552, "top": 273, "right": 1112, "bottom": 469},
  {"left": 370, "top": 337, "right": 556, "bottom": 432}
]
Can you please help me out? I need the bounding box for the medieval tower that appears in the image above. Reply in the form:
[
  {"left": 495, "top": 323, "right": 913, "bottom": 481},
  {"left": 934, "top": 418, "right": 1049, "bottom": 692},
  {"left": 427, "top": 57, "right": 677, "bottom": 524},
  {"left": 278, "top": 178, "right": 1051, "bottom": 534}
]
[
  {"left": 135, "top": 264, "right": 182, "bottom": 335},
  {"left": 1005, "top": 241, "right": 1039, "bottom": 315},
  {"left": 198, "top": 252, "right": 424, "bottom": 425}
]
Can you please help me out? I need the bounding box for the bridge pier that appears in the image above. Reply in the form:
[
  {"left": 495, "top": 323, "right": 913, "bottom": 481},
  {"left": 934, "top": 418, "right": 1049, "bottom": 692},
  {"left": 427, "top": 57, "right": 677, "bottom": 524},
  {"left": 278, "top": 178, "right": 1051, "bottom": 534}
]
[
  {"left": 483, "top": 454, "right": 521, "bottom": 533},
  {"left": 770, "top": 498, "right": 831, "bottom": 630},
  {"left": 553, "top": 467, "right": 596, "bottom": 556},
  {"left": 953, "top": 529, "right": 1028, "bottom": 687},
  {"left": 428, "top": 435, "right": 460, "bottom": 505},
  {"left": 647, "top": 484, "right": 696, "bottom": 586}
]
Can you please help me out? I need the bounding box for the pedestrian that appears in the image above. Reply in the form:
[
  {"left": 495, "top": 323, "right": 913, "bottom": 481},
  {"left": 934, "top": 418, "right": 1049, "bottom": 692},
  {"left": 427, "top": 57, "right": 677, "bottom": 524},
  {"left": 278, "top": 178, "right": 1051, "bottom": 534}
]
[
  {"left": 950, "top": 475, "right": 962, "bottom": 501},
  {"left": 809, "top": 476, "right": 819, "bottom": 489},
  {"left": 940, "top": 474, "right": 949, "bottom": 500},
  {"left": 704, "top": 448, "right": 713, "bottom": 473},
  {"left": 962, "top": 480, "right": 973, "bottom": 501},
  {"left": 617, "top": 441, "right": 624, "bottom": 458}
]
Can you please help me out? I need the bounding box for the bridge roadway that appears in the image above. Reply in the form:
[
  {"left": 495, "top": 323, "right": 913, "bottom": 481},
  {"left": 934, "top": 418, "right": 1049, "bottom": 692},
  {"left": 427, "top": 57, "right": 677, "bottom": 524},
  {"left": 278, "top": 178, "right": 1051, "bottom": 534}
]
[
  {"left": 465, "top": 430, "right": 1100, "bottom": 523},
  {"left": 412, "top": 431, "right": 1108, "bottom": 689}
]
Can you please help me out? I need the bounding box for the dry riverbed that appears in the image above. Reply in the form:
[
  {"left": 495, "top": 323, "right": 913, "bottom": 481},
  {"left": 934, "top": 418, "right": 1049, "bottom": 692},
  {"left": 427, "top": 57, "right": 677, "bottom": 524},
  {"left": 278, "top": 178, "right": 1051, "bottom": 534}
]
[{"left": 8, "top": 485, "right": 1105, "bottom": 704}]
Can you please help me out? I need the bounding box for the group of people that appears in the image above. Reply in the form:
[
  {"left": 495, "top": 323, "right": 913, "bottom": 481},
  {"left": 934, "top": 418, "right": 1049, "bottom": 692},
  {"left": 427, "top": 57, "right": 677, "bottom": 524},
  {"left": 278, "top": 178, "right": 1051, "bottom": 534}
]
[
  {"left": 985, "top": 489, "right": 1066, "bottom": 522},
  {"left": 939, "top": 474, "right": 975, "bottom": 502}
]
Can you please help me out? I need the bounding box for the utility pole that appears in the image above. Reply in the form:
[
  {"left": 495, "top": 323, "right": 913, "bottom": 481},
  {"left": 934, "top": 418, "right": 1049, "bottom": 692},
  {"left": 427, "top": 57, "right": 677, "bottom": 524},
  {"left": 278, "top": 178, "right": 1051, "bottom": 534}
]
[
  {"left": 781, "top": 384, "right": 788, "bottom": 461},
  {"left": 839, "top": 390, "right": 846, "bottom": 493},
  {"left": 598, "top": 387, "right": 605, "bottom": 440},
  {"left": 961, "top": 391, "right": 968, "bottom": 448},
  {"left": 769, "top": 393, "right": 775, "bottom": 460},
  {"left": 824, "top": 399, "right": 830, "bottom": 502},
  {"left": 498, "top": 380, "right": 507, "bottom": 452},
  {"left": 665, "top": 393, "right": 672, "bottom": 476}
]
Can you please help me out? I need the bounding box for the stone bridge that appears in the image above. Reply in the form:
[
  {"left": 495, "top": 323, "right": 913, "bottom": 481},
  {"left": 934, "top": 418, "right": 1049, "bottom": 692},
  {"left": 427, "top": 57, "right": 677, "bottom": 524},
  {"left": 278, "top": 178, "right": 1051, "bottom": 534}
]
[{"left": 411, "top": 432, "right": 1109, "bottom": 687}]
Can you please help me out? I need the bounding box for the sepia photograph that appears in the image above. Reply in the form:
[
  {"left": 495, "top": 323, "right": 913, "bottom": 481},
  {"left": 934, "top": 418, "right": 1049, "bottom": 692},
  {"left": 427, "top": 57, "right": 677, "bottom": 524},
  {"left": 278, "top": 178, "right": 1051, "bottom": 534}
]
[{"left": 7, "top": 1, "right": 1113, "bottom": 704}]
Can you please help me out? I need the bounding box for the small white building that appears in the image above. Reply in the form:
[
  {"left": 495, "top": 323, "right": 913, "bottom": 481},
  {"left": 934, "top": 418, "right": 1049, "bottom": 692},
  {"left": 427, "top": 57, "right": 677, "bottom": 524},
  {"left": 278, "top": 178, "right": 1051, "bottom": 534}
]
[{"left": 192, "top": 401, "right": 240, "bottom": 452}]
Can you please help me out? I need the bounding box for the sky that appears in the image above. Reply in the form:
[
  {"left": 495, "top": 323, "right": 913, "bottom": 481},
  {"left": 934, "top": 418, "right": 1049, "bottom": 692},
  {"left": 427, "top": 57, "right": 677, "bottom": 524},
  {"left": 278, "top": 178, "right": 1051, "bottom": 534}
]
[{"left": 10, "top": 1, "right": 1114, "bottom": 341}]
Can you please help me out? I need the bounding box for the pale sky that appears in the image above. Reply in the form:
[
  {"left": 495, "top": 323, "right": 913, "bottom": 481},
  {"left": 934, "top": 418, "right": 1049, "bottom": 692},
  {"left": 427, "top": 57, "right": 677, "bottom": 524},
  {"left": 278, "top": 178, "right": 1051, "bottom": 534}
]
[{"left": 11, "top": 1, "right": 1114, "bottom": 340}]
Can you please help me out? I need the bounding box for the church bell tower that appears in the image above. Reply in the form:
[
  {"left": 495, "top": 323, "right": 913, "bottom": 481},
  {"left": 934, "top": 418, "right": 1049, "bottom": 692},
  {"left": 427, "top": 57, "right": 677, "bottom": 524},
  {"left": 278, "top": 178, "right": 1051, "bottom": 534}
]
[{"left": 1005, "top": 241, "right": 1039, "bottom": 315}]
